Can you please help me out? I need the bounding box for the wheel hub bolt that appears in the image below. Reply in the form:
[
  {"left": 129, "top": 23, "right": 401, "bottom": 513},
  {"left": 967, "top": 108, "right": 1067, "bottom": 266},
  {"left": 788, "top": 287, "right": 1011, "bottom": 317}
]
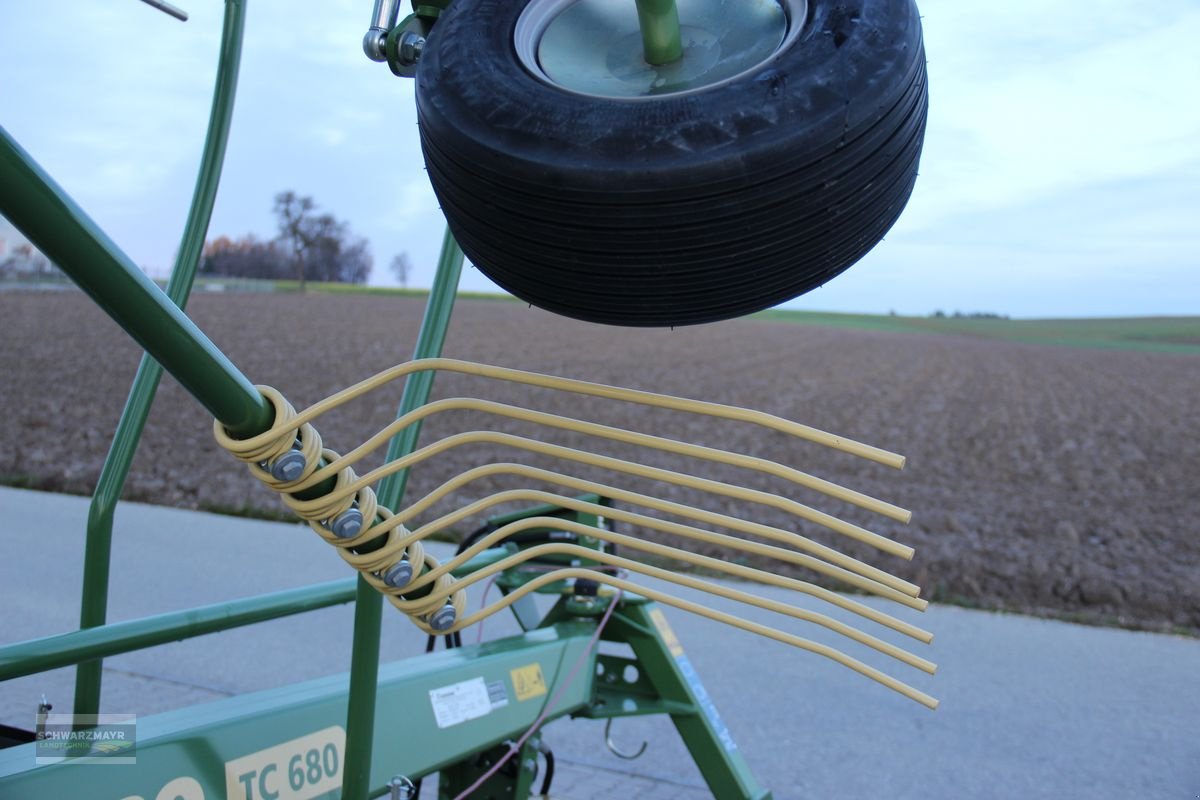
[{"left": 428, "top": 602, "right": 456, "bottom": 632}]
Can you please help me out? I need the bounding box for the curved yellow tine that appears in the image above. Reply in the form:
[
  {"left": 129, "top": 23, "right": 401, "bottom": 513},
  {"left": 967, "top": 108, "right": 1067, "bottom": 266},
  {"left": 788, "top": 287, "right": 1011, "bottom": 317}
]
[
  {"left": 381, "top": 540, "right": 934, "bottom": 673},
  {"left": 211, "top": 360, "right": 936, "bottom": 711},
  {"left": 381, "top": 513, "right": 931, "bottom": 641},
  {"left": 392, "top": 562, "right": 938, "bottom": 709},
  {"left": 287, "top": 397, "right": 909, "bottom": 522},
  {"left": 394, "top": 464, "right": 922, "bottom": 599},
  {"left": 231, "top": 358, "right": 906, "bottom": 469},
  {"left": 288, "top": 431, "right": 913, "bottom": 559},
  {"left": 392, "top": 491, "right": 924, "bottom": 609}
]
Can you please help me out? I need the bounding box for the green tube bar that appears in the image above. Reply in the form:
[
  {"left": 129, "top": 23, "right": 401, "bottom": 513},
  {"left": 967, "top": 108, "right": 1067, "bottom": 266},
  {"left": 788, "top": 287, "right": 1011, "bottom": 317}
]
[
  {"left": 635, "top": 0, "right": 683, "bottom": 65},
  {"left": 0, "top": 126, "right": 273, "bottom": 439},
  {"left": 74, "top": 0, "right": 248, "bottom": 720},
  {"left": 0, "top": 579, "right": 356, "bottom": 682},
  {"left": 341, "top": 227, "right": 465, "bottom": 800}
]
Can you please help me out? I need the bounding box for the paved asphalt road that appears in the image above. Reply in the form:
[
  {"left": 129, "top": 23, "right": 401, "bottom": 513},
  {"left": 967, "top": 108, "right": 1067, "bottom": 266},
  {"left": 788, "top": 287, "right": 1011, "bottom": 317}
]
[{"left": 1, "top": 486, "right": 1197, "bottom": 799}]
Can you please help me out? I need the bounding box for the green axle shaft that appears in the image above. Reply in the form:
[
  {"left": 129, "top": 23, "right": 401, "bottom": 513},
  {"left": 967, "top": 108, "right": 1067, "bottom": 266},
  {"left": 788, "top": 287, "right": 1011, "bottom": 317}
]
[{"left": 635, "top": 0, "right": 683, "bottom": 65}]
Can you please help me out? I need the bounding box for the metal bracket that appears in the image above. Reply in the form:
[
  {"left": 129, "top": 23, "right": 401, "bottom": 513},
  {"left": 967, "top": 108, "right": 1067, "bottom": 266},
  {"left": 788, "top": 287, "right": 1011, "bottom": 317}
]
[
  {"left": 366, "top": 0, "right": 457, "bottom": 76},
  {"left": 385, "top": 15, "right": 432, "bottom": 77}
]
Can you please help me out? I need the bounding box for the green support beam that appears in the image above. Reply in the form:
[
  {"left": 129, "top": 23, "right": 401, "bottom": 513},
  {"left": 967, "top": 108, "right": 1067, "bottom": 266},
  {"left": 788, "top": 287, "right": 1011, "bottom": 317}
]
[
  {"left": 0, "top": 579, "right": 356, "bottom": 681},
  {"left": 74, "top": 0, "right": 249, "bottom": 720},
  {"left": 0, "top": 625, "right": 599, "bottom": 800},
  {"left": 0, "top": 128, "right": 272, "bottom": 438},
  {"left": 341, "top": 227, "right": 465, "bottom": 800},
  {"left": 600, "top": 603, "right": 773, "bottom": 799}
]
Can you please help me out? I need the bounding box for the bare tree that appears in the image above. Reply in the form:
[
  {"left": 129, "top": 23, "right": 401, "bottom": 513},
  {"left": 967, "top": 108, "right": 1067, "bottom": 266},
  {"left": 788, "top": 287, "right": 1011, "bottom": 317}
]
[
  {"left": 201, "top": 235, "right": 289, "bottom": 279},
  {"left": 389, "top": 252, "right": 412, "bottom": 288},
  {"left": 270, "top": 191, "right": 373, "bottom": 288},
  {"left": 273, "top": 191, "right": 316, "bottom": 291}
]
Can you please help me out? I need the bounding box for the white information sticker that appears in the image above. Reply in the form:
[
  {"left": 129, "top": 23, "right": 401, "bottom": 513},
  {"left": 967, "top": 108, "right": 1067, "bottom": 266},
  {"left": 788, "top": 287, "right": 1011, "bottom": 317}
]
[
  {"left": 429, "top": 677, "right": 494, "bottom": 729},
  {"left": 224, "top": 725, "right": 345, "bottom": 800}
]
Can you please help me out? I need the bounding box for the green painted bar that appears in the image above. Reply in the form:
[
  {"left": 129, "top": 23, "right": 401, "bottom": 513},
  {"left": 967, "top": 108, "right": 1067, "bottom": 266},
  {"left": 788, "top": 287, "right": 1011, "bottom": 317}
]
[
  {"left": 0, "top": 625, "right": 597, "bottom": 799},
  {"left": 341, "top": 227, "right": 465, "bottom": 800},
  {"left": 634, "top": 0, "right": 683, "bottom": 64},
  {"left": 0, "top": 130, "right": 272, "bottom": 439},
  {"left": 376, "top": 228, "right": 466, "bottom": 512},
  {"left": 608, "top": 603, "right": 771, "bottom": 799},
  {"left": 0, "top": 579, "right": 356, "bottom": 682},
  {"left": 74, "top": 0, "right": 248, "bottom": 720}
]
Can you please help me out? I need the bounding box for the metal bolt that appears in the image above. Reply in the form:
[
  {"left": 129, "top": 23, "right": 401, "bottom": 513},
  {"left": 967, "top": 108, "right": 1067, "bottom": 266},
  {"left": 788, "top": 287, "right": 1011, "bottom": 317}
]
[
  {"left": 330, "top": 506, "right": 363, "bottom": 539},
  {"left": 388, "top": 775, "right": 416, "bottom": 800},
  {"left": 428, "top": 601, "right": 456, "bottom": 632},
  {"left": 269, "top": 449, "right": 306, "bottom": 482},
  {"left": 398, "top": 31, "right": 425, "bottom": 66},
  {"left": 383, "top": 557, "right": 413, "bottom": 588}
]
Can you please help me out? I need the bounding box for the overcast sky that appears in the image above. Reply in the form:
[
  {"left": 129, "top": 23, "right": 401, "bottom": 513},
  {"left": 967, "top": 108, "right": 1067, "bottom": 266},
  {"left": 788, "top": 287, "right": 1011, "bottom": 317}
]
[{"left": 2, "top": 1, "right": 1197, "bottom": 318}]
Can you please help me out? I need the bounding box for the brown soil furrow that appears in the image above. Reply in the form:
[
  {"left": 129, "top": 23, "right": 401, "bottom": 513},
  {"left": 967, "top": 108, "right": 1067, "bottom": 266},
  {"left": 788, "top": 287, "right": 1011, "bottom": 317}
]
[{"left": 2, "top": 291, "right": 1197, "bottom": 634}]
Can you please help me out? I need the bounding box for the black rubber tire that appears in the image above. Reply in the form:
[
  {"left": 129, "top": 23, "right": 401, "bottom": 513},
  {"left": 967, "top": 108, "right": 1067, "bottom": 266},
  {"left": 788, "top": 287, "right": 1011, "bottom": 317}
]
[{"left": 416, "top": 0, "right": 928, "bottom": 327}]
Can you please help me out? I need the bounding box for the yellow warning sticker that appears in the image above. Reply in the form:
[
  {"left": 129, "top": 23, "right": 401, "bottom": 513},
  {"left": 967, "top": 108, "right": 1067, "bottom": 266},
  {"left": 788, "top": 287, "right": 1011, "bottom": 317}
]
[
  {"left": 648, "top": 608, "right": 685, "bottom": 657},
  {"left": 510, "top": 663, "right": 548, "bottom": 702}
]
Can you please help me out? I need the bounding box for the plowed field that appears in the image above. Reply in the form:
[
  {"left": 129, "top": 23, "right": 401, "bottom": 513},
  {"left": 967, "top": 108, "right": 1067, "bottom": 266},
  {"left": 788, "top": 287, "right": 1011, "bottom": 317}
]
[{"left": 2, "top": 291, "right": 1197, "bottom": 633}]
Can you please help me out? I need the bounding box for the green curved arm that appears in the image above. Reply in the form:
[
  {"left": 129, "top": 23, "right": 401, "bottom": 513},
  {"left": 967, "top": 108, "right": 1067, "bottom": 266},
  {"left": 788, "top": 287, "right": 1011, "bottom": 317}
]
[{"left": 71, "top": 0, "right": 250, "bottom": 719}]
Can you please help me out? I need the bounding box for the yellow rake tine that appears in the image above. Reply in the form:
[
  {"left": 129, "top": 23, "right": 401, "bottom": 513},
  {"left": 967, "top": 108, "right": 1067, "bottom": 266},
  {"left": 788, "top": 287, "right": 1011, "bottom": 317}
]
[
  {"left": 393, "top": 564, "right": 938, "bottom": 709},
  {"left": 232, "top": 358, "right": 907, "bottom": 470},
  {"left": 287, "top": 431, "right": 914, "bottom": 559}
]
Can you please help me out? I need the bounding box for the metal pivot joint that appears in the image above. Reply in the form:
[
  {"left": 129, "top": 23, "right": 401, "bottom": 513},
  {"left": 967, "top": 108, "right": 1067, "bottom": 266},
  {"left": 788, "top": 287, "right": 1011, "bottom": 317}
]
[
  {"left": 385, "top": 21, "right": 432, "bottom": 77},
  {"left": 363, "top": 0, "right": 402, "bottom": 60},
  {"left": 364, "top": 0, "right": 449, "bottom": 77}
]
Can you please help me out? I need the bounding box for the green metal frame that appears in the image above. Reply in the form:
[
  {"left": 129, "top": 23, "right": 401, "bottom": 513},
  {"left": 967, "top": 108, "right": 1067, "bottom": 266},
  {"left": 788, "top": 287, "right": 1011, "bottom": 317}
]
[
  {"left": 74, "top": 0, "right": 250, "bottom": 724},
  {"left": 0, "top": 2, "right": 769, "bottom": 798}
]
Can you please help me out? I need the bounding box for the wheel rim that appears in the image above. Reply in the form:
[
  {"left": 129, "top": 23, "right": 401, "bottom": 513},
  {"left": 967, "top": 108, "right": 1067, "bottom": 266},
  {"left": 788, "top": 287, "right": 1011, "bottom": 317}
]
[{"left": 514, "top": 0, "right": 808, "bottom": 100}]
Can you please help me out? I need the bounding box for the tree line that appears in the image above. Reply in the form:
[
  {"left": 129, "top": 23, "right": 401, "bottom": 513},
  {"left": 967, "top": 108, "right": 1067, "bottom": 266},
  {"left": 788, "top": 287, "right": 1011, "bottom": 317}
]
[{"left": 201, "top": 191, "right": 372, "bottom": 288}]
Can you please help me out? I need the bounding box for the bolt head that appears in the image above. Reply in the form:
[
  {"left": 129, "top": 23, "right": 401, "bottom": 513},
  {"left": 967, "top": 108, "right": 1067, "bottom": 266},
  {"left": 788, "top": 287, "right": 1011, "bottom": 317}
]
[
  {"left": 428, "top": 603, "right": 456, "bottom": 632},
  {"left": 383, "top": 558, "right": 413, "bottom": 588},
  {"left": 331, "top": 507, "right": 364, "bottom": 539},
  {"left": 270, "top": 450, "right": 307, "bottom": 482},
  {"left": 398, "top": 31, "right": 425, "bottom": 65}
]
